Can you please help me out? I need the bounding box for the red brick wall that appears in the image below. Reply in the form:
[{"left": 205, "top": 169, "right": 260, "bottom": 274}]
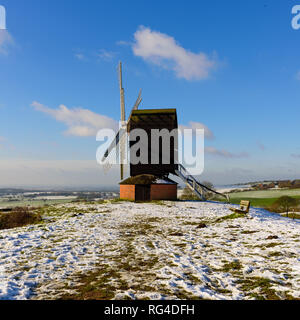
[
  {"left": 120, "top": 185, "right": 135, "bottom": 200},
  {"left": 150, "top": 184, "right": 177, "bottom": 200},
  {"left": 120, "top": 184, "right": 177, "bottom": 201}
]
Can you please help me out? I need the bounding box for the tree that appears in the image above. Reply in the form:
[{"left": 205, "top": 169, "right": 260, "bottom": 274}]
[
  {"left": 272, "top": 196, "right": 298, "bottom": 217},
  {"left": 180, "top": 181, "right": 215, "bottom": 200},
  {"left": 202, "top": 181, "right": 214, "bottom": 190},
  {"left": 202, "top": 181, "right": 215, "bottom": 199},
  {"left": 180, "top": 186, "right": 199, "bottom": 200}
]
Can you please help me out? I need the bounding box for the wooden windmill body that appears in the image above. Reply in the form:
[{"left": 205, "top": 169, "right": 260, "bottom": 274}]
[{"left": 120, "top": 108, "right": 179, "bottom": 201}]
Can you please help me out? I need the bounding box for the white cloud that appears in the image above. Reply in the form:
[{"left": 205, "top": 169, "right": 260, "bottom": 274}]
[
  {"left": 73, "top": 49, "right": 116, "bottom": 62},
  {"left": 179, "top": 121, "right": 215, "bottom": 140},
  {"left": 74, "top": 53, "right": 85, "bottom": 61},
  {"left": 31, "top": 101, "right": 118, "bottom": 137},
  {"left": 97, "top": 49, "right": 115, "bottom": 61},
  {"left": 116, "top": 40, "right": 131, "bottom": 46},
  {"left": 132, "top": 26, "right": 217, "bottom": 80},
  {"left": 205, "top": 146, "right": 249, "bottom": 158},
  {"left": 0, "top": 30, "right": 13, "bottom": 55}
]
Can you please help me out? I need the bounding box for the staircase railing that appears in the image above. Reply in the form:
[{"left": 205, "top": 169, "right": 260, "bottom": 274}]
[{"left": 175, "top": 164, "right": 230, "bottom": 202}]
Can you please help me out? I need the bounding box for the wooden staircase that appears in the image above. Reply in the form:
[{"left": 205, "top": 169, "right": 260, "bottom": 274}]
[{"left": 175, "top": 164, "right": 230, "bottom": 202}]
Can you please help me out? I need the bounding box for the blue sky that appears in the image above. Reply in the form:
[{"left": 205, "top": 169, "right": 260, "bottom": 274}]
[{"left": 0, "top": 0, "right": 300, "bottom": 188}]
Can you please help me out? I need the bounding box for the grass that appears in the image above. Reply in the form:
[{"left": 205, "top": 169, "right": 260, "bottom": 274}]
[
  {"left": 59, "top": 264, "right": 119, "bottom": 300},
  {"left": 182, "top": 212, "right": 245, "bottom": 228},
  {"left": 0, "top": 207, "right": 42, "bottom": 230},
  {"left": 221, "top": 260, "right": 242, "bottom": 272},
  {"left": 236, "top": 277, "right": 280, "bottom": 300},
  {"left": 221, "top": 189, "right": 300, "bottom": 211},
  {"left": 229, "top": 189, "right": 300, "bottom": 199},
  {"left": 216, "top": 192, "right": 300, "bottom": 220},
  {"left": 215, "top": 212, "right": 246, "bottom": 223},
  {"left": 241, "top": 230, "right": 258, "bottom": 234},
  {"left": 268, "top": 251, "right": 282, "bottom": 257},
  {"left": 59, "top": 210, "right": 220, "bottom": 300},
  {"left": 228, "top": 197, "right": 281, "bottom": 208},
  {"left": 120, "top": 174, "right": 157, "bottom": 185},
  {"left": 284, "top": 212, "right": 300, "bottom": 219},
  {"left": 0, "top": 199, "right": 74, "bottom": 209},
  {"left": 216, "top": 188, "right": 300, "bottom": 209},
  {"left": 108, "top": 198, "right": 134, "bottom": 204},
  {"left": 58, "top": 216, "right": 165, "bottom": 300},
  {"left": 150, "top": 200, "right": 166, "bottom": 206},
  {"left": 265, "top": 242, "right": 282, "bottom": 248}
]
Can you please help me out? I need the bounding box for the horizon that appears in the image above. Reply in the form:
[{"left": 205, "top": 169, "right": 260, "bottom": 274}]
[
  {"left": 1, "top": 0, "right": 300, "bottom": 187},
  {"left": 0, "top": 177, "right": 298, "bottom": 192}
]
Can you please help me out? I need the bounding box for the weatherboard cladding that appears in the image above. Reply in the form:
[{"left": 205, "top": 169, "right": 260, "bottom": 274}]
[{"left": 128, "top": 109, "right": 178, "bottom": 177}]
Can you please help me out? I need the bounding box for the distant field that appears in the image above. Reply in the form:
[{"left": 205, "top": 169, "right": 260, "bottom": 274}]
[
  {"left": 225, "top": 188, "right": 300, "bottom": 208},
  {"left": 227, "top": 196, "right": 300, "bottom": 208},
  {"left": 229, "top": 188, "right": 300, "bottom": 198},
  {"left": 0, "top": 199, "right": 74, "bottom": 209}
]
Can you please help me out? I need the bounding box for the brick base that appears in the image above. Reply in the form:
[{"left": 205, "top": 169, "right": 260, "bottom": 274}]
[
  {"left": 120, "top": 185, "right": 136, "bottom": 201},
  {"left": 120, "top": 184, "right": 177, "bottom": 201},
  {"left": 150, "top": 184, "right": 177, "bottom": 200}
]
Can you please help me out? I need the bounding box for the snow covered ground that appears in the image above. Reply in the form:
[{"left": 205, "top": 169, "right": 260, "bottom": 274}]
[{"left": 0, "top": 201, "right": 299, "bottom": 300}]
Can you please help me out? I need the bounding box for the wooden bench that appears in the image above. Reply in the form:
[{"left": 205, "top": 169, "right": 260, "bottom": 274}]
[{"left": 230, "top": 200, "right": 250, "bottom": 214}]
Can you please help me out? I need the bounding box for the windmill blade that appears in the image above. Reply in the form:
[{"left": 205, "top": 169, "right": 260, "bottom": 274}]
[
  {"left": 119, "top": 61, "right": 126, "bottom": 180},
  {"left": 119, "top": 132, "right": 127, "bottom": 180},
  {"left": 101, "top": 127, "right": 126, "bottom": 163},
  {"left": 133, "top": 89, "right": 142, "bottom": 111},
  {"left": 120, "top": 164, "right": 124, "bottom": 181},
  {"left": 119, "top": 62, "right": 126, "bottom": 122},
  {"left": 126, "top": 90, "right": 142, "bottom": 124}
]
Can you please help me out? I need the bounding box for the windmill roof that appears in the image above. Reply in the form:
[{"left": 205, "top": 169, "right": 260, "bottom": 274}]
[
  {"left": 128, "top": 108, "right": 178, "bottom": 131},
  {"left": 131, "top": 108, "right": 177, "bottom": 115},
  {"left": 120, "top": 174, "right": 177, "bottom": 185}
]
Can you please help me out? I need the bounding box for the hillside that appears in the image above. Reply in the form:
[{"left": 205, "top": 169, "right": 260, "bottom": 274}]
[{"left": 0, "top": 200, "right": 299, "bottom": 300}]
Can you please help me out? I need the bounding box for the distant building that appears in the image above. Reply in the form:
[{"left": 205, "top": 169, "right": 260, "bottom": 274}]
[
  {"left": 278, "top": 180, "right": 292, "bottom": 188},
  {"left": 292, "top": 180, "right": 300, "bottom": 188}
]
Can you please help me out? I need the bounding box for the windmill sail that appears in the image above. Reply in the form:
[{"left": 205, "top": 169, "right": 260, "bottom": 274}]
[
  {"left": 101, "top": 62, "right": 142, "bottom": 181},
  {"left": 101, "top": 88, "right": 143, "bottom": 163},
  {"left": 119, "top": 62, "right": 126, "bottom": 122},
  {"left": 101, "top": 127, "right": 126, "bottom": 163},
  {"left": 133, "top": 89, "right": 142, "bottom": 111},
  {"left": 119, "top": 62, "right": 126, "bottom": 180}
]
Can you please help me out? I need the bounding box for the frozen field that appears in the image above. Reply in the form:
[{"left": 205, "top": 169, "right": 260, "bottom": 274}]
[{"left": 0, "top": 201, "right": 299, "bottom": 300}]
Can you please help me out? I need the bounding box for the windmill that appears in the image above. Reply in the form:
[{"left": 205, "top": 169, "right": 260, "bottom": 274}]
[
  {"left": 102, "top": 62, "right": 229, "bottom": 202},
  {"left": 102, "top": 62, "right": 142, "bottom": 180}
]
